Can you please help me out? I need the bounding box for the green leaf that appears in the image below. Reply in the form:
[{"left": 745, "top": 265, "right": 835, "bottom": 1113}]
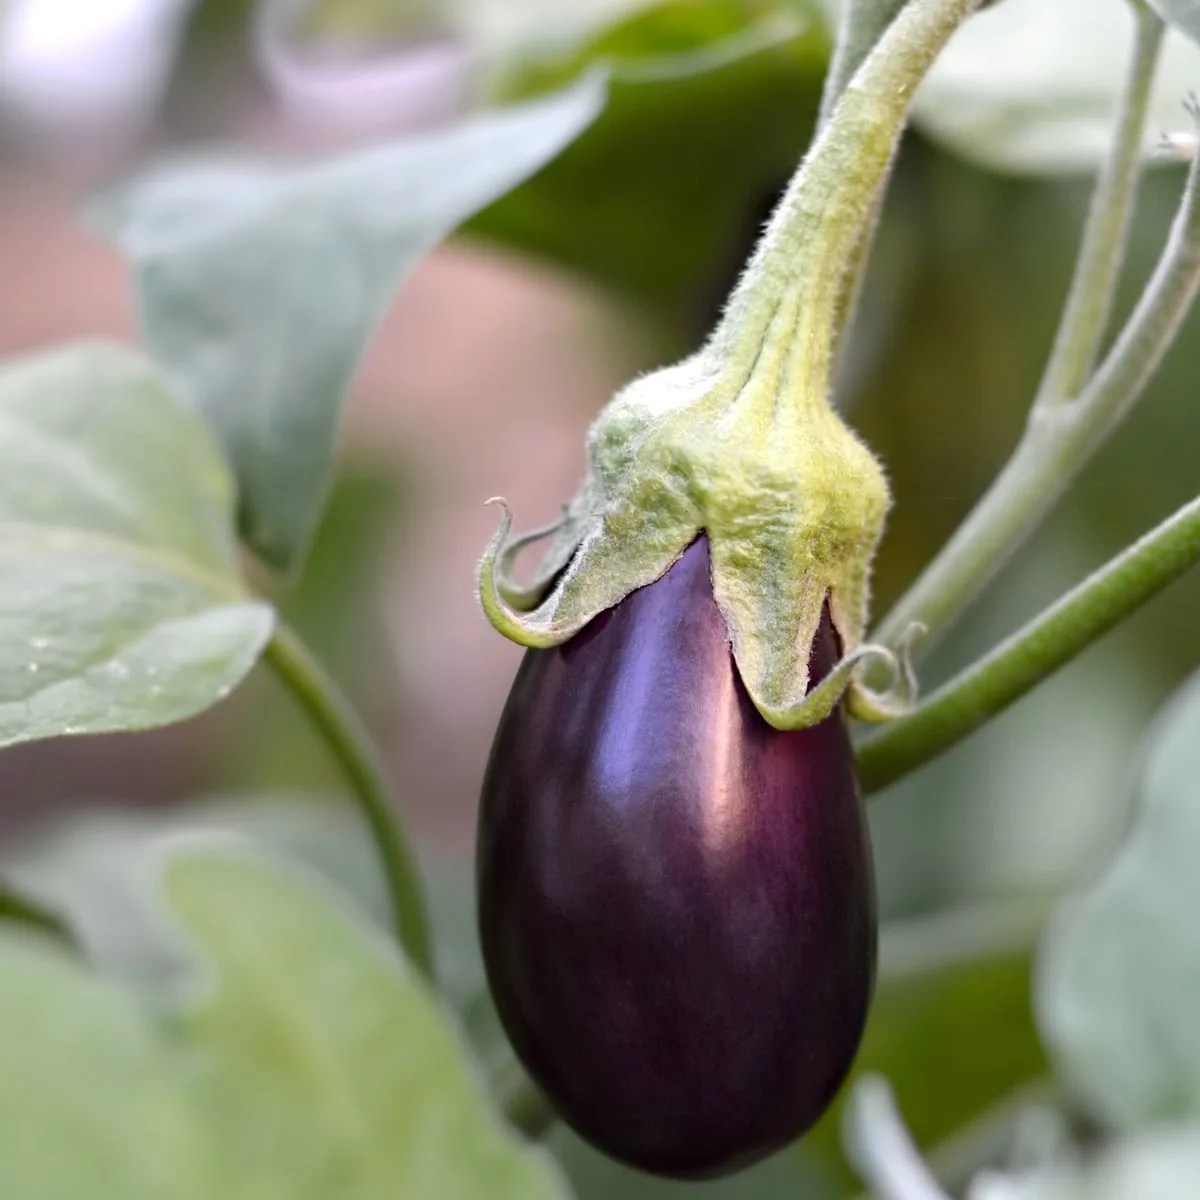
[
  {"left": 1148, "top": 2, "right": 1200, "bottom": 45},
  {"left": 4, "top": 797, "right": 482, "bottom": 1010},
  {"left": 93, "top": 74, "right": 606, "bottom": 572},
  {"left": 470, "top": 1, "right": 830, "bottom": 321},
  {"left": 969, "top": 1123, "right": 1200, "bottom": 1200},
  {"left": 162, "top": 844, "right": 571, "bottom": 1200},
  {"left": 804, "top": 904, "right": 1048, "bottom": 1190},
  {"left": 1036, "top": 670, "right": 1200, "bottom": 1131},
  {"left": 0, "top": 342, "right": 273, "bottom": 750},
  {"left": 910, "top": 0, "right": 1200, "bottom": 173},
  {"left": 0, "top": 930, "right": 221, "bottom": 1200}
]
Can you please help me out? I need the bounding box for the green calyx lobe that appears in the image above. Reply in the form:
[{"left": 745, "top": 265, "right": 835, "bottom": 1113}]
[{"left": 479, "top": 0, "right": 981, "bottom": 731}]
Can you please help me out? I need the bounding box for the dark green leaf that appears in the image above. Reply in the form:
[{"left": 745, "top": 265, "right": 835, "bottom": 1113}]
[
  {"left": 93, "top": 75, "right": 606, "bottom": 572},
  {"left": 1037, "top": 670, "right": 1200, "bottom": 1130},
  {"left": 470, "top": 1, "right": 830, "bottom": 325},
  {"left": 0, "top": 342, "right": 273, "bottom": 750},
  {"left": 805, "top": 904, "right": 1048, "bottom": 1189}
]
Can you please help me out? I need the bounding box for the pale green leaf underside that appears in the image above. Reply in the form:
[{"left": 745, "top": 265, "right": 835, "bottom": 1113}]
[
  {"left": 94, "top": 74, "right": 606, "bottom": 571},
  {"left": 969, "top": 1123, "right": 1200, "bottom": 1200},
  {"left": 0, "top": 342, "right": 274, "bottom": 749},
  {"left": 0, "top": 932, "right": 220, "bottom": 1200},
  {"left": 164, "top": 845, "right": 571, "bottom": 1200},
  {"left": 0, "top": 846, "right": 572, "bottom": 1199},
  {"left": 1036, "top": 670, "right": 1200, "bottom": 1130},
  {"left": 1148, "top": 1, "right": 1200, "bottom": 46}
]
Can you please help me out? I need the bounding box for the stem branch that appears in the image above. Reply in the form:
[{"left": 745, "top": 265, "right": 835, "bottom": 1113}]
[
  {"left": 1034, "top": 4, "right": 1164, "bottom": 408},
  {"left": 874, "top": 8, "right": 1179, "bottom": 654},
  {"left": 859, "top": 489, "right": 1200, "bottom": 793},
  {"left": 264, "top": 622, "right": 433, "bottom": 976}
]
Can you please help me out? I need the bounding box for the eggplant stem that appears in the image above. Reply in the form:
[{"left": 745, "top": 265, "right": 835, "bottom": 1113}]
[
  {"left": 873, "top": 5, "right": 1175, "bottom": 657},
  {"left": 858, "top": 488, "right": 1200, "bottom": 793},
  {"left": 263, "top": 622, "right": 434, "bottom": 977}
]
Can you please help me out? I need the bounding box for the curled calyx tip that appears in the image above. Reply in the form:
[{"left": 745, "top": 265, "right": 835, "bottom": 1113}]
[{"left": 477, "top": 501, "right": 577, "bottom": 649}]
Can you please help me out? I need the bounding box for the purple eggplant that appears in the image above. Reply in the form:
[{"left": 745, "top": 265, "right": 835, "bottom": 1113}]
[{"left": 477, "top": 534, "right": 876, "bottom": 1179}]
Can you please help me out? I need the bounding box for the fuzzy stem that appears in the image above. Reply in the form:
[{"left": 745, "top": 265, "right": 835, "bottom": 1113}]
[
  {"left": 713, "top": 0, "right": 983, "bottom": 401},
  {"left": 1034, "top": 4, "right": 1164, "bottom": 407},
  {"left": 264, "top": 623, "right": 433, "bottom": 976},
  {"left": 874, "top": 6, "right": 1176, "bottom": 653},
  {"left": 858, "top": 489, "right": 1200, "bottom": 793},
  {"left": 819, "top": 0, "right": 910, "bottom": 129}
]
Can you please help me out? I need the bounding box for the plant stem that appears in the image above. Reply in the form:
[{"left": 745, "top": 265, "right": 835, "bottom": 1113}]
[
  {"left": 0, "top": 884, "right": 76, "bottom": 947},
  {"left": 1034, "top": 4, "right": 1164, "bottom": 407},
  {"left": 846, "top": 1077, "right": 953, "bottom": 1200},
  {"left": 819, "top": 0, "right": 909, "bottom": 130},
  {"left": 858, "top": 489, "right": 1200, "bottom": 793},
  {"left": 874, "top": 8, "right": 1178, "bottom": 655},
  {"left": 264, "top": 622, "right": 433, "bottom": 976}
]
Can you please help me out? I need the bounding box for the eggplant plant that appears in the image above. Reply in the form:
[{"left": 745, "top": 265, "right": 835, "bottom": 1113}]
[{"left": 4, "top": 1, "right": 1200, "bottom": 1198}]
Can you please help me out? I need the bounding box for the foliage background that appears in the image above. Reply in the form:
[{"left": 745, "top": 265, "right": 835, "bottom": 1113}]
[{"left": 2, "top": 0, "right": 1200, "bottom": 1195}]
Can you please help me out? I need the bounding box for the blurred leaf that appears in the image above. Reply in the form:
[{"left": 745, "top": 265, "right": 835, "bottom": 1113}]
[
  {"left": 1036, "top": 670, "right": 1200, "bottom": 1130},
  {"left": 1148, "top": 2, "right": 1200, "bottom": 45},
  {"left": 910, "top": 0, "right": 1200, "bottom": 173},
  {"left": 550, "top": 1125, "right": 838, "bottom": 1200},
  {"left": 968, "top": 1124, "right": 1200, "bottom": 1200},
  {"left": 0, "top": 931, "right": 220, "bottom": 1200},
  {"left": 163, "top": 845, "right": 571, "bottom": 1199},
  {"left": 470, "top": 1, "right": 829, "bottom": 325},
  {"left": 0, "top": 342, "right": 273, "bottom": 751},
  {"left": 805, "top": 913, "right": 1048, "bottom": 1189},
  {"left": 5, "top": 796, "right": 484, "bottom": 1011},
  {"left": 93, "top": 74, "right": 606, "bottom": 573}
]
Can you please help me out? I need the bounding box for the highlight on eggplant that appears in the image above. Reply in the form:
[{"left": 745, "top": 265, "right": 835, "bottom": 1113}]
[{"left": 477, "top": 534, "right": 877, "bottom": 1180}]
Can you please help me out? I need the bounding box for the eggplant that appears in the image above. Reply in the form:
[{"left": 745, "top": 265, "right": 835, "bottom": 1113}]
[{"left": 477, "top": 534, "right": 876, "bottom": 1179}]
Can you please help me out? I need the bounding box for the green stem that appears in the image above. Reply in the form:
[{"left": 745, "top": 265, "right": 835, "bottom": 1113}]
[
  {"left": 818, "top": 0, "right": 909, "bottom": 130},
  {"left": 1035, "top": 4, "right": 1164, "bottom": 406},
  {"left": 0, "top": 884, "right": 75, "bottom": 947},
  {"left": 264, "top": 622, "right": 433, "bottom": 976},
  {"left": 858, "top": 489, "right": 1200, "bottom": 794},
  {"left": 874, "top": 8, "right": 1175, "bottom": 654}
]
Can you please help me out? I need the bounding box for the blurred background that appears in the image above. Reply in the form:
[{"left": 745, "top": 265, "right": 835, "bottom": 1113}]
[{"left": 1, "top": 0, "right": 1199, "bottom": 1194}]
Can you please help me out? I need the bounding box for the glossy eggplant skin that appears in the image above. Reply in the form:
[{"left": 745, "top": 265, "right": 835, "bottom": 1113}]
[{"left": 477, "top": 535, "right": 876, "bottom": 1180}]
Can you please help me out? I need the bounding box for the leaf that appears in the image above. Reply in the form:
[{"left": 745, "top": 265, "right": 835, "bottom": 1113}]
[
  {"left": 162, "top": 844, "right": 571, "bottom": 1200},
  {"left": 4, "top": 797, "right": 483, "bottom": 1011},
  {"left": 0, "top": 930, "right": 221, "bottom": 1200},
  {"left": 1035, "top": 670, "right": 1200, "bottom": 1131},
  {"left": 967, "top": 1123, "right": 1200, "bottom": 1200},
  {"left": 93, "top": 74, "right": 606, "bottom": 572},
  {"left": 470, "top": 1, "right": 830, "bottom": 322},
  {"left": 0, "top": 342, "right": 273, "bottom": 750},
  {"left": 910, "top": 0, "right": 1200, "bottom": 173},
  {"left": 803, "top": 903, "right": 1048, "bottom": 1190},
  {"left": 1148, "top": 2, "right": 1200, "bottom": 46}
]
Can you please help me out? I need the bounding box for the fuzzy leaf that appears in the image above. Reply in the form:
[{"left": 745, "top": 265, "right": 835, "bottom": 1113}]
[
  {"left": 93, "top": 74, "right": 606, "bottom": 572},
  {"left": 0, "top": 342, "right": 273, "bottom": 750},
  {"left": 1036, "top": 670, "right": 1200, "bottom": 1129}
]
